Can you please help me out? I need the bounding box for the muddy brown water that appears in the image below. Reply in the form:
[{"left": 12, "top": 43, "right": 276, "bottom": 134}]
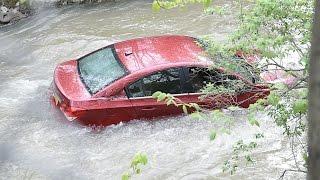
[{"left": 0, "top": 0, "right": 304, "bottom": 179}]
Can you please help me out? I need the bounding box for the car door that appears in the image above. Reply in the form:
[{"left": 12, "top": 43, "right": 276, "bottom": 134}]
[{"left": 125, "top": 67, "right": 187, "bottom": 119}]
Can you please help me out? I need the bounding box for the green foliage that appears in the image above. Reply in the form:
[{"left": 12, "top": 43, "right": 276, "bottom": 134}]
[
  {"left": 190, "top": 111, "right": 202, "bottom": 119},
  {"left": 150, "top": 0, "right": 311, "bottom": 176},
  {"left": 266, "top": 90, "right": 307, "bottom": 173},
  {"left": 223, "top": 139, "right": 259, "bottom": 175},
  {"left": 268, "top": 90, "right": 307, "bottom": 137},
  {"left": 267, "top": 92, "right": 280, "bottom": 106},
  {"left": 204, "top": 0, "right": 310, "bottom": 169},
  {"left": 203, "top": 0, "right": 212, "bottom": 8},
  {"left": 255, "top": 133, "right": 264, "bottom": 139},
  {"left": 122, "top": 153, "right": 148, "bottom": 180},
  {"left": 211, "top": 109, "right": 232, "bottom": 123},
  {"left": 292, "top": 99, "right": 308, "bottom": 115},
  {"left": 152, "top": 0, "right": 212, "bottom": 11},
  {"left": 121, "top": 172, "right": 130, "bottom": 180},
  {"left": 196, "top": 38, "right": 262, "bottom": 84},
  {"left": 209, "top": 108, "right": 260, "bottom": 138},
  {"left": 152, "top": 90, "right": 267, "bottom": 142},
  {"left": 302, "top": 152, "right": 308, "bottom": 167},
  {"left": 210, "top": 130, "right": 217, "bottom": 141},
  {"left": 199, "top": 82, "right": 239, "bottom": 99},
  {"left": 3, "top": 0, "right": 20, "bottom": 7},
  {"left": 190, "top": 103, "right": 201, "bottom": 111},
  {"left": 152, "top": 91, "right": 202, "bottom": 114},
  {"left": 273, "top": 83, "right": 287, "bottom": 91},
  {"left": 230, "top": 0, "right": 312, "bottom": 73},
  {"left": 204, "top": 6, "right": 225, "bottom": 15},
  {"left": 152, "top": 1, "right": 161, "bottom": 11},
  {"left": 247, "top": 99, "right": 267, "bottom": 127},
  {"left": 182, "top": 104, "right": 188, "bottom": 114},
  {"left": 223, "top": 160, "right": 237, "bottom": 175},
  {"left": 19, "top": 0, "right": 27, "bottom": 5},
  {"left": 131, "top": 153, "right": 148, "bottom": 173},
  {"left": 248, "top": 113, "right": 260, "bottom": 127}
]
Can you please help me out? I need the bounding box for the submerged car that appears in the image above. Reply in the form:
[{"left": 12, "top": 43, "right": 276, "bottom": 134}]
[{"left": 52, "top": 35, "right": 270, "bottom": 126}]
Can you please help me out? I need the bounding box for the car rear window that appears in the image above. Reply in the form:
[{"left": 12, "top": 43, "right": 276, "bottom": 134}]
[{"left": 78, "top": 47, "right": 126, "bottom": 94}]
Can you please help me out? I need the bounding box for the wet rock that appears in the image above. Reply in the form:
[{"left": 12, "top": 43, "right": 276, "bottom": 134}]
[
  {"left": 0, "top": 5, "right": 26, "bottom": 24},
  {"left": 0, "top": 7, "right": 13, "bottom": 24},
  {"left": 0, "top": 6, "right": 9, "bottom": 13}
]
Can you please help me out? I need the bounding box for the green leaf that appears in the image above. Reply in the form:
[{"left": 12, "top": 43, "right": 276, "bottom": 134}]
[
  {"left": 268, "top": 92, "right": 280, "bottom": 106},
  {"left": 190, "top": 103, "right": 201, "bottom": 111},
  {"left": 182, "top": 105, "right": 188, "bottom": 114},
  {"left": 245, "top": 155, "right": 254, "bottom": 164},
  {"left": 136, "top": 168, "right": 141, "bottom": 174},
  {"left": 19, "top": 0, "right": 26, "bottom": 4},
  {"left": 152, "top": 1, "right": 161, "bottom": 12},
  {"left": 256, "top": 99, "right": 267, "bottom": 106},
  {"left": 210, "top": 130, "right": 217, "bottom": 141},
  {"left": 122, "top": 172, "right": 130, "bottom": 180},
  {"left": 157, "top": 93, "right": 166, "bottom": 101},
  {"left": 255, "top": 133, "right": 264, "bottom": 139},
  {"left": 273, "top": 83, "right": 287, "bottom": 90},
  {"left": 303, "top": 152, "right": 308, "bottom": 164},
  {"left": 248, "top": 142, "right": 257, "bottom": 149},
  {"left": 254, "top": 120, "right": 260, "bottom": 127},
  {"left": 228, "top": 106, "right": 241, "bottom": 111},
  {"left": 152, "top": 91, "right": 162, "bottom": 98},
  {"left": 166, "top": 99, "right": 173, "bottom": 106},
  {"left": 190, "top": 112, "right": 202, "bottom": 119},
  {"left": 203, "top": 0, "right": 212, "bottom": 8},
  {"left": 248, "top": 114, "right": 260, "bottom": 127},
  {"left": 140, "top": 154, "right": 148, "bottom": 165},
  {"left": 292, "top": 99, "right": 308, "bottom": 114},
  {"left": 220, "top": 127, "right": 231, "bottom": 135}
]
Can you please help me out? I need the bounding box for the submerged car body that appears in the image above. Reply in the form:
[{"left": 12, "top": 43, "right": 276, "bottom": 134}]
[{"left": 52, "top": 35, "right": 270, "bottom": 126}]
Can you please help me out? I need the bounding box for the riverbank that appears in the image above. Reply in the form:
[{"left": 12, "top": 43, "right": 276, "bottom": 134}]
[
  {"left": 0, "top": 0, "right": 30, "bottom": 25},
  {"left": 56, "top": 0, "right": 117, "bottom": 6},
  {"left": 0, "top": 0, "right": 117, "bottom": 26}
]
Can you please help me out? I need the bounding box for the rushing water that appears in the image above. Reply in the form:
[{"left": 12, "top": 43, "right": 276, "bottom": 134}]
[{"left": 0, "top": 0, "right": 304, "bottom": 179}]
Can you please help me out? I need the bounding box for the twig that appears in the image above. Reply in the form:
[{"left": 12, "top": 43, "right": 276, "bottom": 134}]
[{"left": 278, "top": 169, "right": 307, "bottom": 180}]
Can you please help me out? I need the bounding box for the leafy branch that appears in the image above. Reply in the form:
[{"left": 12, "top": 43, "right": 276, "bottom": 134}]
[{"left": 122, "top": 153, "right": 148, "bottom": 180}]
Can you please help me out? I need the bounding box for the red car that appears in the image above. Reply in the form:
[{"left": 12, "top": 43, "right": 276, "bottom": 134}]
[{"left": 52, "top": 35, "right": 270, "bottom": 126}]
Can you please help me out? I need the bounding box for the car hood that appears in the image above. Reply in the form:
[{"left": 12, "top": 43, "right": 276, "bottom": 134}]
[
  {"left": 238, "top": 53, "right": 297, "bottom": 86},
  {"left": 260, "top": 70, "right": 297, "bottom": 86},
  {"left": 54, "top": 60, "right": 91, "bottom": 101}
]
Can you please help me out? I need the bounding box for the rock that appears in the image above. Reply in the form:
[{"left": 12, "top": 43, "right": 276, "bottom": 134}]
[
  {"left": 0, "top": 6, "right": 8, "bottom": 13},
  {"left": 12, "top": 9, "right": 26, "bottom": 19},
  {"left": 0, "top": 11, "right": 13, "bottom": 24},
  {"left": 0, "top": 6, "right": 26, "bottom": 24},
  {"left": 12, "top": 8, "right": 18, "bottom": 13}
]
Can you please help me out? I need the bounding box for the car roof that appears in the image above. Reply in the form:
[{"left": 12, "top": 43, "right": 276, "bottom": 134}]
[{"left": 113, "top": 35, "right": 211, "bottom": 73}]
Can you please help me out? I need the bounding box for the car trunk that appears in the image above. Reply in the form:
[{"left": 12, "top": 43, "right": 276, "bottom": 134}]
[{"left": 53, "top": 60, "right": 91, "bottom": 104}]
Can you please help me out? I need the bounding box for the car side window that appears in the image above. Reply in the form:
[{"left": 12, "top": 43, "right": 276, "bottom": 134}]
[
  {"left": 186, "top": 67, "right": 239, "bottom": 93},
  {"left": 127, "top": 68, "right": 183, "bottom": 98},
  {"left": 127, "top": 80, "right": 144, "bottom": 98}
]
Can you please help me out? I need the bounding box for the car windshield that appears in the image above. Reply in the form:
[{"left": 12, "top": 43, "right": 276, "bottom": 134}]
[{"left": 78, "top": 47, "right": 126, "bottom": 94}]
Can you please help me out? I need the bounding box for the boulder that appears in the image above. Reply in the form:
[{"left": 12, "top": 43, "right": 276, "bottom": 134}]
[{"left": 0, "top": 6, "right": 26, "bottom": 24}]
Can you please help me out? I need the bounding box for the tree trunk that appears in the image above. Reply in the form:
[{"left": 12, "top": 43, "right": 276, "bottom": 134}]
[{"left": 308, "top": 0, "right": 320, "bottom": 179}]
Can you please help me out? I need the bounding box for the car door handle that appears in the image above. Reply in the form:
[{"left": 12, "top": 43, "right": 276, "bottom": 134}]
[{"left": 141, "top": 107, "right": 156, "bottom": 111}]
